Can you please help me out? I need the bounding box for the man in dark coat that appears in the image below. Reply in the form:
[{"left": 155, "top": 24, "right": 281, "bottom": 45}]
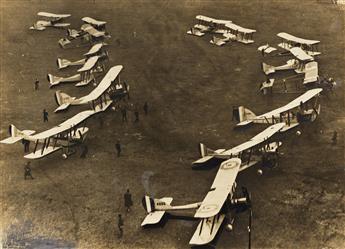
[{"left": 124, "top": 189, "right": 133, "bottom": 212}]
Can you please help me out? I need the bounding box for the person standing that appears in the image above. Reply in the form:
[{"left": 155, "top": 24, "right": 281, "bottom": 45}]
[
  {"left": 121, "top": 107, "right": 127, "bottom": 123},
  {"left": 24, "top": 162, "right": 34, "bottom": 180},
  {"left": 43, "top": 109, "right": 49, "bottom": 122},
  {"left": 134, "top": 110, "right": 139, "bottom": 123},
  {"left": 80, "top": 144, "right": 88, "bottom": 158},
  {"left": 34, "top": 79, "right": 39, "bottom": 90},
  {"left": 117, "top": 214, "right": 124, "bottom": 238},
  {"left": 124, "top": 189, "right": 133, "bottom": 212},
  {"left": 116, "top": 140, "right": 121, "bottom": 157},
  {"left": 143, "top": 102, "right": 148, "bottom": 115},
  {"left": 332, "top": 131, "right": 337, "bottom": 145}
]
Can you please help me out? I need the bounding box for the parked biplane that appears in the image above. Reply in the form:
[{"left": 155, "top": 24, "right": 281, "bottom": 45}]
[
  {"left": 30, "top": 12, "right": 71, "bottom": 31},
  {"left": 141, "top": 158, "right": 253, "bottom": 246},
  {"left": 59, "top": 17, "right": 109, "bottom": 48},
  {"left": 277, "top": 32, "right": 321, "bottom": 56},
  {"left": 187, "top": 15, "right": 232, "bottom": 36},
  {"left": 0, "top": 107, "right": 106, "bottom": 160},
  {"left": 236, "top": 88, "right": 323, "bottom": 131},
  {"left": 223, "top": 22, "right": 256, "bottom": 44},
  {"left": 193, "top": 123, "right": 285, "bottom": 170},
  {"left": 48, "top": 55, "right": 105, "bottom": 87},
  {"left": 54, "top": 65, "right": 128, "bottom": 112},
  {"left": 262, "top": 47, "right": 319, "bottom": 85},
  {"left": 57, "top": 43, "right": 108, "bottom": 70}
]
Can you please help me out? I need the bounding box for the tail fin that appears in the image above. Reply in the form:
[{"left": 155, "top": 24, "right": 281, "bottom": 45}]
[
  {"left": 55, "top": 90, "right": 74, "bottom": 106},
  {"left": 1, "top": 125, "right": 35, "bottom": 144},
  {"left": 199, "top": 143, "right": 207, "bottom": 158},
  {"left": 236, "top": 106, "right": 256, "bottom": 125},
  {"left": 262, "top": 62, "right": 275, "bottom": 75},
  {"left": 141, "top": 195, "right": 173, "bottom": 226},
  {"left": 54, "top": 91, "right": 74, "bottom": 112},
  {"left": 142, "top": 195, "right": 155, "bottom": 213},
  {"left": 57, "top": 58, "right": 71, "bottom": 69}
]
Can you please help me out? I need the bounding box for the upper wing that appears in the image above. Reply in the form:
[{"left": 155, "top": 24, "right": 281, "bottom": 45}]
[
  {"left": 194, "top": 158, "right": 241, "bottom": 218},
  {"left": 77, "top": 56, "right": 99, "bottom": 72},
  {"left": 277, "top": 32, "right": 320, "bottom": 45},
  {"left": 37, "top": 12, "right": 71, "bottom": 19},
  {"left": 84, "top": 43, "right": 105, "bottom": 56},
  {"left": 82, "top": 17, "right": 106, "bottom": 26},
  {"left": 30, "top": 110, "right": 96, "bottom": 140},
  {"left": 256, "top": 88, "right": 322, "bottom": 119},
  {"left": 221, "top": 123, "right": 285, "bottom": 157},
  {"left": 290, "top": 47, "right": 313, "bottom": 62},
  {"left": 78, "top": 65, "right": 123, "bottom": 103}
]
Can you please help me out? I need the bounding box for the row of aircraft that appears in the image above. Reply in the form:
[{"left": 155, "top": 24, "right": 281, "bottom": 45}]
[
  {"left": 1, "top": 65, "right": 128, "bottom": 159},
  {"left": 1, "top": 13, "right": 130, "bottom": 160},
  {"left": 138, "top": 15, "right": 326, "bottom": 247},
  {"left": 140, "top": 88, "right": 323, "bottom": 246},
  {"left": 187, "top": 15, "right": 256, "bottom": 46}
]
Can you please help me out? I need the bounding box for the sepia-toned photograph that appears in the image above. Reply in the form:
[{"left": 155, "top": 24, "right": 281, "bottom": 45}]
[{"left": 0, "top": 0, "right": 344, "bottom": 248}]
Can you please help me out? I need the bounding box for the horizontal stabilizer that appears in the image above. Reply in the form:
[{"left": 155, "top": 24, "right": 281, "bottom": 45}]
[
  {"left": 236, "top": 119, "right": 253, "bottom": 126},
  {"left": 192, "top": 155, "right": 214, "bottom": 166},
  {"left": 24, "top": 146, "right": 62, "bottom": 160},
  {"left": 141, "top": 211, "right": 166, "bottom": 226},
  {"left": 54, "top": 103, "right": 71, "bottom": 112},
  {"left": 0, "top": 136, "right": 23, "bottom": 144},
  {"left": 189, "top": 214, "right": 225, "bottom": 246}
]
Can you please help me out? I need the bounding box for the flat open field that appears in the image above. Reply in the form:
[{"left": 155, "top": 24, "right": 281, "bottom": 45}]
[{"left": 0, "top": 0, "right": 344, "bottom": 248}]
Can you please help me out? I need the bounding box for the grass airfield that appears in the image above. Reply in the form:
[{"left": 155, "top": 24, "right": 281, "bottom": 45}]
[{"left": 0, "top": 0, "right": 344, "bottom": 248}]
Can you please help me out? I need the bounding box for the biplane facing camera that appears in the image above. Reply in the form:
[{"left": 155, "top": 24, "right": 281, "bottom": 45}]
[
  {"left": 236, "top": 88, "right": 323, "bottom": 131},
  {"left": 54, "top": 65, "right": 128, "bottom": 112},
  {"left": 30, "top": 12, "right": 71, "bottom": 31},
  {"left": 0, "top": 108, "right": 105, "bottom": 160},
  {"left": 141, "top": 158, "right": 253, "bottom": 246},
  {"left": 57, "top": 43, "right": 109, "bottom": 70},
  {"left": 192, "top": 123, "right": 285, "bottom": 170}
]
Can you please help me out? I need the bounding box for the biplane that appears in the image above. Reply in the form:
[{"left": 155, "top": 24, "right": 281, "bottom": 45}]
[
  {"left": 277, "top": 32, "right": 321, "bottom": 56},
  {"left": 57, "top": 43, "right": 109, "bottom": 70},
  {"left": 141, "top": 158, "right": 253, "bottom": 246},
  {"left": 192, "top": 123, "right": 285, "bottom": 170},
  {"left": 82, "top": 17, "right": 107, "bottom": 31},
  {"left": 59, "top": 20, "right": 109, "bottom": 48},
  {"left": 187, "top": 15, "right": 232, "bottom": 36},
  {"left": 0, "top": 107, "right": 106, "bottom": 160},
  {"left": 54, "top": 65, "right": 128, "bottom": 112},
  {"left": 236, "top": 88, "right": 323, "bottom": 131},
  {"left": 262, "top": 47, "right": 319, "bottom": 85},
  {"left": 48, "top": 55, "right": 105, "bottom": 87},
  {"left": 30, "top": 12, "right": 71, "bottom": 31},
  {"left": 223, "top": 22, "right": 256, "bottom": 44}
]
